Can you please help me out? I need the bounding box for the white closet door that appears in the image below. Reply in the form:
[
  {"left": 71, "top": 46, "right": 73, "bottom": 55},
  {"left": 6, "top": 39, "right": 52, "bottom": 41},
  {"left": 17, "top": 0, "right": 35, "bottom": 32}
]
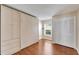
[
  {"left": 61, "top": 16, "right": 76, "bottom": 48},
  {"left": 21, "top": 13, "right": 31, "bottom": 49},
  {"left": 52, "top": 15, "right": 76, "bottom": 48},
  {"left": 1, "top": 5, "right": 13, "bottom": 54},
  {"left": 11, "top": 9, "right": 20, "bottom": 54},
  {"left": 1, "top": 5, "right": 12, "bottom": 42},
  {"left": 1, "top": 5, "right": 20, "bottom": 55},
  {"left": 21, "top": 13, "right": 39, "bottom": 49},
  {"left": 20, "top": 13, "right": 26, "bottom": 49}
]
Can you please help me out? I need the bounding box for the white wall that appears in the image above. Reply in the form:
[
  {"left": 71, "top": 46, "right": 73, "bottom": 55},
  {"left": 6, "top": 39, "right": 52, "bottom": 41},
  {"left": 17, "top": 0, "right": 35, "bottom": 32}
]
[
  {"left": 39, "top": 20, "right": 42, "bottom": 39},
  {"left": 52, "top": 12, "right": 77, "bottom": 48}
]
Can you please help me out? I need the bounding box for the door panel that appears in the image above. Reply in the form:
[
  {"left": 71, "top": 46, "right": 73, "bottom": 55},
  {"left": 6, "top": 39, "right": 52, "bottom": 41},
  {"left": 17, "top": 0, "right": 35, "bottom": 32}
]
[
  {"left": 1, "top": 5, "right": 20, "bottom": 55},
  {"left": 20, "top": 13, "right": 39, "bottom": 49}
]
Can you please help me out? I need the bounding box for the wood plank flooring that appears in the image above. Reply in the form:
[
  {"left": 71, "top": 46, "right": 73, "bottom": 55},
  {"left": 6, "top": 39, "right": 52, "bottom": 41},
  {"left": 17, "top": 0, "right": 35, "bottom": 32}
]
[{"left": 14, "top": 39, "right": 78, "bottom": 55}]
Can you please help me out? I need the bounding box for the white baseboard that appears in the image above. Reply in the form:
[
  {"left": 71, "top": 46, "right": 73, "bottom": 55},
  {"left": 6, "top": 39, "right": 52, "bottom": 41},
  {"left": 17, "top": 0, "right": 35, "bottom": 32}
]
[
  {"left": 53, "top": 41, "right": 76, "bottom": 49},
  {"left": 14, "top": 40, "right": 39, "bottom": 55},
  {"left": 76, "top": 48, "right": 79, "bottom": 54},
  {"left": 53, "top": 42, "right": 79, "bottom": 54}
]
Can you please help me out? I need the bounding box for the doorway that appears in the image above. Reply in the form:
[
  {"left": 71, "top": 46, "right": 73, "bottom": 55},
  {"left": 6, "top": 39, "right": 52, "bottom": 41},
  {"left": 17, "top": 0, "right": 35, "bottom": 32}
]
[{"left": 42, "top": 19, "right": 52, "bottom": 40}]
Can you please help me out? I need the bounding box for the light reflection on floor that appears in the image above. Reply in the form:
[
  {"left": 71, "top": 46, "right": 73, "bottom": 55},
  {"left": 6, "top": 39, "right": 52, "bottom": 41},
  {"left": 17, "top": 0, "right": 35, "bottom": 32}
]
[{"left": 38, "top": 39, "right": 53, "bottom": 55}]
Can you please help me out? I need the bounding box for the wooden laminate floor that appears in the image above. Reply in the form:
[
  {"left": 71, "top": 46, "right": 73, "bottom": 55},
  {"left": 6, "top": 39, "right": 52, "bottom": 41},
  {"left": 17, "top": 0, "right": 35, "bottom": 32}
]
[{"left": 14, "top": 39, "right": 78, "bottom": 55}]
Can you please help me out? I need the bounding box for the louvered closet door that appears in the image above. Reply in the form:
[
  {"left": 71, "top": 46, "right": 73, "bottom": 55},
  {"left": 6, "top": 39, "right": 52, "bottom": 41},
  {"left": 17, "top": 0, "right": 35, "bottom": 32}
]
[{"left": 1, "top": 5, "right": 20, "bottom": 55}]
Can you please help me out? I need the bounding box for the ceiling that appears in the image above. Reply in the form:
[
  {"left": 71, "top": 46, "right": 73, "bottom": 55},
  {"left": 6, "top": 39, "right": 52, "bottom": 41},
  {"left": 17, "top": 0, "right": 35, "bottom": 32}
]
[{"left": 7, "top": 4, "right": 79, "bottom": 20}]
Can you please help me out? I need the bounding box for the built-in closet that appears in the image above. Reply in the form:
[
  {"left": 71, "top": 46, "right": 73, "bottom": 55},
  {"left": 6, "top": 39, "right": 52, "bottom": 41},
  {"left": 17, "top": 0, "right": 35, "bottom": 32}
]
[
  {"left": 1, "top": 5, "right": 39, "bottom": 55},
  {"left": 52, "top": 11, "right": 79, "bottom": 53}
]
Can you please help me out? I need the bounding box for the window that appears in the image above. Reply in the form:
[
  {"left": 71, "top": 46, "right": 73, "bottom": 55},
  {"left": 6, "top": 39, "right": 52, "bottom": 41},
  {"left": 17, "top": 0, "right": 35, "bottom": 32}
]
[{"left": 44, "top": 23, "right": 52, "bottom": 36}]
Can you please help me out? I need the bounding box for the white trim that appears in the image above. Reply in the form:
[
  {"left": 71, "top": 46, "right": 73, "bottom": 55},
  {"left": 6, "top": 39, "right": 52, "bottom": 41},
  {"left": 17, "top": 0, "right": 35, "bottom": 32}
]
[
  {"left": 76, "top": 48, "right": 79, "bottom": 54},
  {"left": 74, "top": 16, "right": 77, "bottom": 48}
]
